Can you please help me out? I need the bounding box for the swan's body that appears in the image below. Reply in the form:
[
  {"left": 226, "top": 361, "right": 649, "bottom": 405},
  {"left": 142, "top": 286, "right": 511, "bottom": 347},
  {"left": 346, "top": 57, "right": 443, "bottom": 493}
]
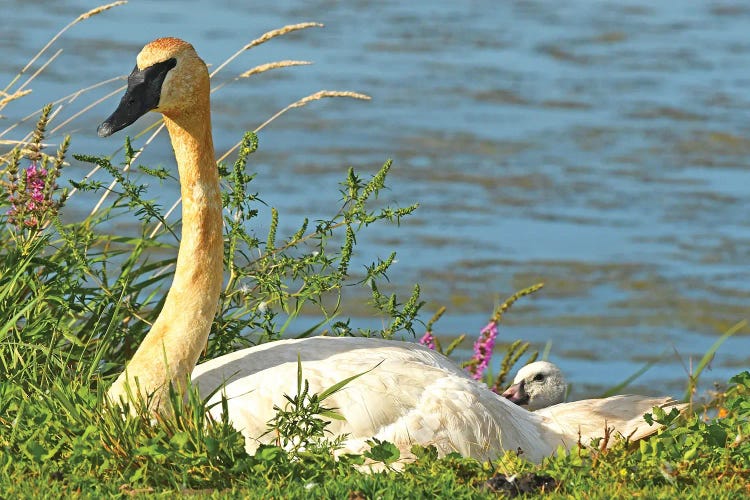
[
  {"left": 191, "top": 337, "right": 681, "bottom": 462},
  {"left": 100, "top": 38, "right": 686, "bottom": 465},
  {"left": 503, "top": 361, "right": 567, "bottom": 410},
  {"left": 192, "top": 337, "right": 564, "bottom": 463}
]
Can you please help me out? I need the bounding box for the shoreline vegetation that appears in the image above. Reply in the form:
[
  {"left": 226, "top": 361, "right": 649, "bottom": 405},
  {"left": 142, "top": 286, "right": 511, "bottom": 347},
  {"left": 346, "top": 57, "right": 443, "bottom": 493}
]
[{"left": 1, "top": 5, "right": 748, "bottom": 498}]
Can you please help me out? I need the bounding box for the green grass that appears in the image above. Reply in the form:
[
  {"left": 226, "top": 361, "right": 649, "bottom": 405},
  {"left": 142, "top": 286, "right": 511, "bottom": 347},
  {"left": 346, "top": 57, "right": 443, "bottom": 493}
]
[
  {"left": 1, "top": 9, "right": 749, "bottom": 498},
  {"left": 0, "top": 373, "right": 748, "bottom": 498}
]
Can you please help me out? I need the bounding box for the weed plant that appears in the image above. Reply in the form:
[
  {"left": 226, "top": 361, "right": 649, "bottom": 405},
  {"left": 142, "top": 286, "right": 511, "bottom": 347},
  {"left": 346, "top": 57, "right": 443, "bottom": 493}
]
[{"left": 0, "top": 5, "right": 748, "bottom": 498}]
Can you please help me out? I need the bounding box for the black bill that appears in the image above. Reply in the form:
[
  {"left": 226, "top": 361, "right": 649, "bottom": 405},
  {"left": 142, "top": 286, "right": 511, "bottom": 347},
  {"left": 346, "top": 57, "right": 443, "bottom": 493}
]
[{"left": 97, "top": 57, "right": 177, "bottom": 137}]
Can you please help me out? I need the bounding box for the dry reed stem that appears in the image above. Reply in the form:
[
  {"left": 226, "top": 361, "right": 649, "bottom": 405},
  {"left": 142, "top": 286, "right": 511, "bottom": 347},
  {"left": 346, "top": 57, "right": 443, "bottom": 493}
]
[
  {"left": 15, "top": 50, "right": 63, "bottom": 95},
  {"left": 209, "top": 23, "right": 323, "bottom": 78},
  {"left": 80, "top": 119, "right": 165, "bottom": 209},
  {"left": 218, "top": 90, "right": 371, "bottom": 163},
  {"left": 67, "top": 115, "right": 161, "bottom": 200},
  {"left": 50, "top": 85, "right": 126, "bottom": 134},
  {"left": 289, "top": 90, "right": 371, "bottom": 109},
  {"left": 0, "top": 140, "right": 55, "bottom": 148},
  {"left": 16, "top": 85, "right": 125, "bottom": 194},
  {"left": 85, "top": 122, "right": 167, "bottom": 214},
  {"left": 0, "top": 77, "right": 123, "bottom": 139},
  {"left": 75, "top": 1, "right": 127, "bottom": 22},
  {"left": 2, "top": 1, "right": 126, "bottom": 96},
  {"left": 211, "top": 60, "right": 312, "bottom": 93},
  {"left": 148, "top": 199, "right": 181, "bottom": 238},
  {"left": 1, "top": 3, "right": 126, "bottom": 165},
  {"left": 147, "top": 90, "right": 371, "bottom": 238},
  {"left": 0, "top": 90, "right": 32, "bottom": 108},
  {"left": 0, "top": 82, "right": 125, "bottom": 167},
  {"left": 241, "top": 60, "right": 313, "bottom": 79}
]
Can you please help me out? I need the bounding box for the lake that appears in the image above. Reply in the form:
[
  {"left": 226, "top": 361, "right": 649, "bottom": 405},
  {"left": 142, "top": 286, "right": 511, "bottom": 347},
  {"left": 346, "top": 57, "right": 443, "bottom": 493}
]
[{"left": 1, "top": 0, "right": 749, "bottom": 399}]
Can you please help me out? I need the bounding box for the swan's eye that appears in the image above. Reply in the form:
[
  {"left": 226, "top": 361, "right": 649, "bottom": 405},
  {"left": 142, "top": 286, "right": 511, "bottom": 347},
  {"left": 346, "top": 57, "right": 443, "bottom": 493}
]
[{"left": 533, "top": 373, "right": 545, "bottom": 382}]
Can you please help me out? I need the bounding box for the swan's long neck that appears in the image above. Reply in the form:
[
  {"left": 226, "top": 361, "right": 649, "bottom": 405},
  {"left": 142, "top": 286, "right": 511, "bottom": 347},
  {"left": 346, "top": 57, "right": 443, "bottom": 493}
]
[{"left": 108, "top": 101, "right": 223, "bottom": 411}]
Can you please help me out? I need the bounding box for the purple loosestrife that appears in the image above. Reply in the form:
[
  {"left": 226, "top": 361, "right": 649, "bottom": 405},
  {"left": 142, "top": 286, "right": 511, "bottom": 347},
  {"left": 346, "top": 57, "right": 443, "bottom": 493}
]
[
  {"left": 27, "top": 164, "right": 48, "bottom": 204},
  {"left": 465, "top": 321, "right": 498, "bottom": 381},
  {"left": 419, "top": 330, "right": 436, "bottom": 350},
  {"left": 3, "top": 105, "right": 68, "bottom": 231},
  {"left": 6, "top": 162, "right": 57, "bottom": 229}
]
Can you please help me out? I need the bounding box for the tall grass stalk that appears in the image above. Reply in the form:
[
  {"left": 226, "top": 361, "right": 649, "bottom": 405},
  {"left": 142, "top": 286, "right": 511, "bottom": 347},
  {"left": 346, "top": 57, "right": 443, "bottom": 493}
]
[{"left": 0, "top": 1, "right": 126, "bottom": 107}]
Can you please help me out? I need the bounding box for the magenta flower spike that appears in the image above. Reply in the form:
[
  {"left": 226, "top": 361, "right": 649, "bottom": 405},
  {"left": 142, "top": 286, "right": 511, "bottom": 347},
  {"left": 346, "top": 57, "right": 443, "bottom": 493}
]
[
  {"left": 466, "top": 321, "right": 498, "bottom": 381},
  {"left": 419, "top": 331, "right": 436, "bottom": 350},
  {"left": 4, "top": 106, "right": 69, "bottom": 230},
  {"left": 5, "top": 160, "right": 65, "bottom": 230},
  {"left": 26, "top": 164, "right": 48, "bottom": 204}
]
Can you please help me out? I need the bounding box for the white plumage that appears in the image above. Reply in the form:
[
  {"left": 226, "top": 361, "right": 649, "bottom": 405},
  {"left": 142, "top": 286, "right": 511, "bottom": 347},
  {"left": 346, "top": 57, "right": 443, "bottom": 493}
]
[{"left": 193, "top": 337, "right": 683, "bottom": 464}]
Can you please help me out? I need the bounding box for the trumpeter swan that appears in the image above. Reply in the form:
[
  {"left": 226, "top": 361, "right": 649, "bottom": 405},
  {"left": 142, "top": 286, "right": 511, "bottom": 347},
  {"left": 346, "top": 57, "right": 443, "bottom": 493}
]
[{"left": 99, "top": 38, "right": 685, "bottom": 465}]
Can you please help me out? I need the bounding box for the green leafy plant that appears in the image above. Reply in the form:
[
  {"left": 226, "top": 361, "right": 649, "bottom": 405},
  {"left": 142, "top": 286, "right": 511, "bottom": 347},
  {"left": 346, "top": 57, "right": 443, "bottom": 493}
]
[
  {"left": 265, "top": 355, "right": 379, "bottom": 457},
  {"left": 364, "top": 438, "right": 401, "bottom": 469}
]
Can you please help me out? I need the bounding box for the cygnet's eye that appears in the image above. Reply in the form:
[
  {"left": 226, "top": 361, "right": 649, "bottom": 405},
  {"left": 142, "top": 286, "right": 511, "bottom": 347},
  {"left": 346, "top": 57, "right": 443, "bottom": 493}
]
[{"left": 533, "top": 373, "right": 545, "bottom": 382}]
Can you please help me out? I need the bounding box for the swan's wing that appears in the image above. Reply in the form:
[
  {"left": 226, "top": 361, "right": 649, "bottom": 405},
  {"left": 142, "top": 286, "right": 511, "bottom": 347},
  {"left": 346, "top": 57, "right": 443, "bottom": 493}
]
[
  {"left": 192, "top": 337, "right": 564, "bottom": 463},
  {"left": 536, "top": 395, "right": 687, "bottom": 447}
]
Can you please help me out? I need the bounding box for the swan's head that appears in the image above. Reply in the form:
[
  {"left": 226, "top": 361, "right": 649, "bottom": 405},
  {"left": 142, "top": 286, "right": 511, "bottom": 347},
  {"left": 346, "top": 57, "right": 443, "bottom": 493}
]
[
  {"left": 501, "top": 361, "right": 567, "bottom": 410},
  {"left": 98, "top": 37, "right": 209, "bottom": 137}
]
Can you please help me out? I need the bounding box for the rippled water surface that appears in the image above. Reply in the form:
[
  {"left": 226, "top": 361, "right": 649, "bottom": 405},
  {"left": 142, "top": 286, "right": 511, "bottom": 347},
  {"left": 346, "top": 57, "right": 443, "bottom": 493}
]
[{"left": 2, "top": 0, "right": 749, "bottom": 398}]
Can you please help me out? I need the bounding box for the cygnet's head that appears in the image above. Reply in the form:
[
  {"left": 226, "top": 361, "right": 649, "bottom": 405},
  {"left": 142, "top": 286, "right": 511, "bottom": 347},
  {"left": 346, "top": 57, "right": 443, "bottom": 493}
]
[{"left": 501, "top": 361, "right": 567, "bottom": 410}]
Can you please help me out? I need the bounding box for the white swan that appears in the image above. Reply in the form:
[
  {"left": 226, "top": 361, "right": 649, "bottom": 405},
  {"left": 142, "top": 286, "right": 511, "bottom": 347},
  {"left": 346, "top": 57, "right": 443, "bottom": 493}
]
[
  {"left": 99, "top": 38, "right": 686, "bottom": 465},
  {"left": 502, "top": 361, "right": 567, "bottom": 410}
]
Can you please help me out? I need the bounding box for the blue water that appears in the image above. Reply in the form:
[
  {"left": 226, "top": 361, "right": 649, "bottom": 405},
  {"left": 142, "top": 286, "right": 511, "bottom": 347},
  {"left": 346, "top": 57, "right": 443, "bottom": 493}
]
[{"left": 1, "top": 0, "right": 749, "bottom": 399}]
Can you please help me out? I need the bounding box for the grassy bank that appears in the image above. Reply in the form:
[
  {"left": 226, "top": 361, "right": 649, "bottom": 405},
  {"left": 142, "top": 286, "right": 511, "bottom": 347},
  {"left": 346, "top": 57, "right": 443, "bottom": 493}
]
[
  {"left": 1, "top": 6, "right": 749, "bottom": 498},
  {"left": 1, "top": 370, "right": 748, "bottom": 498}
]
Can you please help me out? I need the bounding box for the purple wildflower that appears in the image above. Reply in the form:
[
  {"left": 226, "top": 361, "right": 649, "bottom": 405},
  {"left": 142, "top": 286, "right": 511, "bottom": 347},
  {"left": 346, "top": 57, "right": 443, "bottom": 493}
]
[
  {"left": 419, "top": 331, "right": 436, "bottom": 350},
  {"left": 6, "top": 162, "right": 58, "bottom": 229},
  {"left": 465, "top": 321, "right": 498, "bottom": 381},
  {"left": 3, "top": 107, "right": 68, "bottom": 230},
  {"left": 27, "top": 164, "right": 47, "bottom": 203}
]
